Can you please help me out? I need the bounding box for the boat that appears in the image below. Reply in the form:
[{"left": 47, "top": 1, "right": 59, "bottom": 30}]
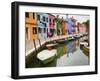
[
  {"left": 80, "top": 42, "right": 88, "bottom": 49},
  {"left": 67, "top": 36, "right": 74, "bottom": 41},
  {"left": 37, "top": 50, "right": 56, "bottom": 64},
  {"left": 56, "top": 39, "right": 68, "bottom": 44},
  {"left": 80, "top": 41, "right": 89, "bottom": 56},
  {"left": 46, "top": 43, "right": 58, "bottom": 50}
]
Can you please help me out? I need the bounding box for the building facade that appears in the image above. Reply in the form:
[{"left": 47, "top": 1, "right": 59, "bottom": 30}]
[
  {"left": 37, "top": 13, "right": 49, "bottom": 40},
  {"left": 61, "top": 17, "right": 68, "bottom": 35},
  {"left": 48, "top": 14, "right": 55, "bottom": 37},
  {"left": 67, "top": 18, "right": 74, "bottom": 34},
  {"left": 25, "top": 12, "right": 38, "bottom": 40},
  {"left": 55, "top": 15, "right": 62, "bottom": 35}
]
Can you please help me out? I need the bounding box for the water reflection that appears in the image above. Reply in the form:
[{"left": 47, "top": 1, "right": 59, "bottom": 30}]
[
  {"left": 26, "top": 38, "right": 89, "bottom": 68},
  {"left": 56, "top": 40, "right": 89, "bottom": 66}
]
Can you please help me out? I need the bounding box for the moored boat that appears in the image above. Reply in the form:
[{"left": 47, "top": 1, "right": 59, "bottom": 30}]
[
  {"left": 56, "top": 39, "right": 68, "bottom": 44},
  {"left": 46, "top": 43, "right": 58, "bottom": 50},
  {"left": 67, "top": 36, "right": 74, "bottom": 41},
  {"left": 37, "top": 50, "right": 56, "bottom": 64},
  {"left": 80, "top": 42, "right": 88, "bottom": 49},
  {"left": 80, "top": 41, "right": 89, "bottom": 56}
]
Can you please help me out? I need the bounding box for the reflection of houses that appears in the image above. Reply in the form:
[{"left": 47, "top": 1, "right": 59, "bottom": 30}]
[
  {"left": 25, "top": 12, "right": 38, "bottom": 40},
  {"left": 57, "top": 44, "right": 67, "bottom": 58},
  {"left": 67, "top": 41, "right": 77, "bottom": 54}
]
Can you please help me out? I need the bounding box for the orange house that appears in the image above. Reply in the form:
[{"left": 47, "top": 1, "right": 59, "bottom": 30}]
[
  {"left": 25, "top": 12, "right": 38, "bottom": 40},
  {"left": 61, "top": 17, "right": 68, "bottom": 35}
]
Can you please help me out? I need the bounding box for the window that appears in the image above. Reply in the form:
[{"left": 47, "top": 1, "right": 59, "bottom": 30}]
[
  {"left": 32, "top": 27, "right": 37, "bottom": 34},
  {"left": 49, "top": 18, "right": 51, "bottom": 25},
  {"left": 37, "top": 15, "right": 40, "bottom": 20},
  {"left": 38, "top": 28, "right": 42, "bottom": 33},
  {"left": 25, "top": 12, "right": 29, "bottom": 18},
  {"left": 46, "top": 18, "right": 48, "bottom": 22},
  {"left": 44, "top": 23, "right": 47, "bottom": 27},
  {"left": 44, "top": 28, "right": 46, "bottom": 33},
  {"left": 53, "top": 19, "right": 55, "bottom": 24},
  {"left": 43, "top": 16, "right": 45, "bottom": 21},
  {"left": 33, "top": 13, "right": 35, "bottom": 19}
]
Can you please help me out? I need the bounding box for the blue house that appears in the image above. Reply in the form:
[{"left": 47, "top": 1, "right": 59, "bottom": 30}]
[
  {"left": 37, "top": 13, "right": 49, "bottom": 40},
  {"left": 67, "top": 18, "right": 74, "bottom": 34}
]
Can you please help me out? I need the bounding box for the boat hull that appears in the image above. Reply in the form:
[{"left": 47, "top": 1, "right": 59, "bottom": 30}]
[
  {"left": 37, "top": 50, "right": 56, "bottom": 64},
  {"left": 41, "top": 55, "right": 56, "bottom": 64}
]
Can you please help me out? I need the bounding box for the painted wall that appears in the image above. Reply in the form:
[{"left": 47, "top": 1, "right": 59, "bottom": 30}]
[
  {"left": 37, "top": 13, "right": 49, "bottom": 28},
  {"left": 55, "top": 16, "right": 62, "bottom": 35},
  {"left": 37, "top": 13, "right": 49, "bottom": 39},
  {"left": 25, "top": 12, "right": 38, "bottom": 40},
  {"left": 48, "top": 14, "right": 55, "bottom": 29},
  {"left": 67, "top": 18, "right": 74, "bottom": 34},
  {"left": 48, "top": 14, "right": 55, "bottom": 37},
  {"left": 61, "top": 19, "right": 68, "bottom": 35},
  {"left": 79, "top": 24, "right": 87, "bottom": 33}
]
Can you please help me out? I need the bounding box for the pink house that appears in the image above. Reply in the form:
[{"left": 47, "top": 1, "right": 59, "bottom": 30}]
[
  {"left": 48, "top": 14, "right": 55, "bottom": 37},
  {"left": 48, "top": 14, "right": 55, "bottom": 29}
]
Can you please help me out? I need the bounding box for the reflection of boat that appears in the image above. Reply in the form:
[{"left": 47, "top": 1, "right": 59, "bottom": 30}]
[
  {"left": 80, "top": 42, "right": 89, "bottom": 56},
  {"left": 37, "top": 50, "right": 56, "bottom": 64},
  {"left": 82, "top": 46, "right": 89, "bottom": 56}
]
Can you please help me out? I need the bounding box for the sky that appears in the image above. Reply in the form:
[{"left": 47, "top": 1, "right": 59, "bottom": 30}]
[
  {"left": 52, "top": 14, "right": 90, "bottom": 23},
  {"left": 68, "top": 14, "right": 90, "bottom": 23}
]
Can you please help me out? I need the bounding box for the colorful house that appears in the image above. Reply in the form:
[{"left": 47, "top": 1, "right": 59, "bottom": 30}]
[
  {"left": 25, "top": 12, "right": 38, "bottom": 40},
  {"left": 48, "top": 14, "right": 55, "bottom": 37},
  {"left": 37, "top": 13, "right": 49, "bottom": 40},
  {"left": 67, "top": 17, "right": 74, "bottom": 34},
  {"left": 61, "top": 17, "right": 68, "bottom": 35},
  {"left": 73, "top": 22, "right": 79, "bottom": 34},
  {"left": 55, "top": 15, "right": 62, "bottom": 35},
  {"left": 79, "top": 23, "right": 87, "bottom": 33}
]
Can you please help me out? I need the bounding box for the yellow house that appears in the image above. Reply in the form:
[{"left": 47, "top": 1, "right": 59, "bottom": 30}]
[{"left": 25, "top": 12, "right": 38, "bottom": 40}]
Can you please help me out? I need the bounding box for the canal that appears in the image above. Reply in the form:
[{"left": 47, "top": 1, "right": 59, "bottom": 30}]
[{"left": 26, "top": 36, "right": 89, "bottom": 68}]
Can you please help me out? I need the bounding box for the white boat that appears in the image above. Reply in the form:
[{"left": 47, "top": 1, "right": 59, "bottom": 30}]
[
  {"left": 80, "top": 42, "right": 88, "bottom": 46},
  {"left": 67, "top": 36, "right": 74, "bottom": 41},
  {"left": 37, "top": 50, "right": 56, "bottom": 64},
  {"left": 80, "top": 42, "right": 88, "bottom": 49},
  {"left": 46, "top": 43, "right": 57, "bottom": 47}
]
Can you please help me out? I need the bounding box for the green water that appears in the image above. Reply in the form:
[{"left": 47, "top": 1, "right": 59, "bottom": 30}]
[{"left": 26, "top": 37, "right": 89, "bottom": 68}]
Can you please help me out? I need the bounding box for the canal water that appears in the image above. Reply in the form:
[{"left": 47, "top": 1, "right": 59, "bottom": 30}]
[{"left": 26, "top": 37, "right": 89, "bottom": 68}]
